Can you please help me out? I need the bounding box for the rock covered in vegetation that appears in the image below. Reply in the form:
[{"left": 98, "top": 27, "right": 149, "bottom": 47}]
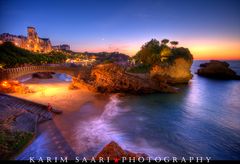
[
  {"left": 90, "top": 64, "right": 177, "bottom": 93},
  {"left": 0, "top": 103, "right": 36, "bottom": 159},
  {"left": 197, "top": 60, "right": 240, "bottom": 80},
  {"left": 150, "top": 58, "right": 193, "bottom": 84},
  {"left": 129, "top": 38, "right": 193, "bottom": 84},
  {"left": 71, "top": 38, "right": 194, "bottom": 93},
  {"left": 132, "top": 39, "right": 193, "bottom": 66},
  {"left": 70, "top": 63, "right": 177, "bottom": 93},
  {"left": 71, "top": 59, "right": 193, "bottom": 93},
  {"left": 71, "top": 63, "right": 191, "bottom": 93},
  {"left": 95, "top": 141, "right": 148, "bottom": 160}
]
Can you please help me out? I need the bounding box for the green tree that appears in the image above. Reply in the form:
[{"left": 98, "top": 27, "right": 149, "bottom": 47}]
[
  {"left": 161, "top": 39, "right": 169, "bottom": 45},
  {"left": 134, "top": 39, "right": 161, "bottom": 65},
  {"left": 0, "top": 42, "right": 67, "bottom": 68},
  {"left": 160, "top": 46, "right": 171, "bottom": 58},
  {"left": 170, "top": 41, "right": 179, "bottom": 48},
  {"left": 169, "top": 47, "right": 193, "bottom": 61},
  {"left": 132, "top": 39, "right": 193, "bottom": 66}
]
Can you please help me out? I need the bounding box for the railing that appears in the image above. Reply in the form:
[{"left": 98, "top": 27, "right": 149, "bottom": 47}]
[{"left": 0, "top": 65, "right": 82, "bottom": 81}]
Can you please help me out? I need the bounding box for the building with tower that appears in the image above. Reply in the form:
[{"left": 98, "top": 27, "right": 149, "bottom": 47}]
[{"left": 0, "top": 27, "right": 52, "bottom": 53}]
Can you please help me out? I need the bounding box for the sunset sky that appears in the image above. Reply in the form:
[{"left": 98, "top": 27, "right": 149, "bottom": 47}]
[{"left": 0, "top": 0, "right": 240, "bottom": 60}]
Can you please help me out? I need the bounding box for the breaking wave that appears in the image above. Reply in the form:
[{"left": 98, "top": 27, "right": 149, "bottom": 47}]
[
  {"left": 73, "top": 94, "right": 171, "bottom": 158},
  {"left": 72, "top": 94, "right": 125, "bottom": 155}
]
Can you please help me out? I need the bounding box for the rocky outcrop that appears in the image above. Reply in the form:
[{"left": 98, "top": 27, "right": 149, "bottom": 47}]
[
  {"left": 197, "top": 60, "right": 240, "bottom": 80},
  {"left": 0, "top": 103, "right": 37, "bottom": 133},
  {"left": 32, "top": 72, "right": 54, "bottom": 79},
  {"left": 0, "top": 103, "right": 36, "bottom": 159},
  {"left": 0, "top": 94, "right": 54, "bottom": 159},
  {"left": 150, "top": 58, "right": 193, "bottom": 84},
  {"left": 90, "top": 64, "right": 177, "bottom": 93},
  {"left": 69, "top": 77, "right": 96, "bottom": 92},
  {"left": 71, "top": 57, "right": 193, "bottom": 93},
  {"left": 95, "top": 141, "right": 148, "bottom": 160},
  {"left": 69, "top": 66, "right": 97, "bottom": 91},
  {"left": 0, "top": 80, "right": 34, "bottom": 94}
]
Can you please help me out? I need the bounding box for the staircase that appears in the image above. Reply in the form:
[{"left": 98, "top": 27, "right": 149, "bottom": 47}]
[{"left": 0, "top": 93, "right": 52, "bottom": 123}]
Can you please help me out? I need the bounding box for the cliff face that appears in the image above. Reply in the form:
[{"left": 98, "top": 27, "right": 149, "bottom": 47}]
[
  {"left": 71, "top": 57, "right": 193, "bottom": 93},
  {"left": 90, "top": 64, "right": 177, "bottom": 93},
  {"left": 150, "top": 58, "right": 193, "bottom": 84}
]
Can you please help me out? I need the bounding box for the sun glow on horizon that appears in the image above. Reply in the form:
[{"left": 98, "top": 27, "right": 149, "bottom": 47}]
[
  {"left": 185, "top": 38, "right": 240, "bottom": 60},
  {"left": 72, "top": 38, "right": 240, "bottom": 60}
]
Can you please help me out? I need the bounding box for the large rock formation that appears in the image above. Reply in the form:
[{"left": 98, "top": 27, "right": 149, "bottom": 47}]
[
  {"left": 92, "top": 64, "right": 178, "bottom": 93},
  {"left": 88, "top": 64, "right": 177, "bottom": 93},
  {"left": 197, "top": 60, "right": 240, "bottom": 80},
  {"left": 71, "top": 57, "right": 193, "bottom": 93},
  {"left": 150, "top": 58, "right": 193, "bottom": 84},
  {"left": 95, "top": 141, "right": 148, "bottom": 160},
  {"left": 0, "top": 80, "right": 34, "bottom": 94},
  {"left": 32, "top": 72, "right": 54, "bottom": 79}
]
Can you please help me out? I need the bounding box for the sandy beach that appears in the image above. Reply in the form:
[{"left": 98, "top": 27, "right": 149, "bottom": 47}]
[{"left": 11, "top": 76, "right": 99, "bottom": 113}]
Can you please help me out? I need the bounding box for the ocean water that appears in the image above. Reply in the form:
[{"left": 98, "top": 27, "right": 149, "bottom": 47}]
[
  {"left": 55, "top": 73, "right": 72, "bottom": 82},
  {"left": 101, "top": 60, "right": 240, "bottom": 159},
  {"left": 77, "top": 60, "right": 240, "bottom": 160},
  {"left": 17, "top": 60, "right": 240, "bottom": 160}
]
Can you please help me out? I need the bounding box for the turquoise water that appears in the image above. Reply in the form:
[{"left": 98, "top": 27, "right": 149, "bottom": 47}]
[{"left": 17, "top": 60, "right": 240, "bottom": 160}]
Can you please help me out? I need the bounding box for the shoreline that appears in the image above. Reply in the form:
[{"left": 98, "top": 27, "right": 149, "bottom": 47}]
[
  {"left": 4, "top": 63, "right": 240, "bottom": 160},
  {"left": 11, "top": 76, "right": 112, "bottom": 159}
]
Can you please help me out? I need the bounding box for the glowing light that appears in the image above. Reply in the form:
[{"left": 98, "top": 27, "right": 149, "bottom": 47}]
[
  {"left": 1, "top": 81, "right": 9, "bottom": 88},
  {"left": 1, "top": 81, "right": 14, "bottom": 89}
]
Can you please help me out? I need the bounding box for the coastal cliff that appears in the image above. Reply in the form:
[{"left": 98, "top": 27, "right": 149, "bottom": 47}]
[
  {"left": 91, "top": 64, "right": 177, "bottom": 93},
  {"left": 70, "top": 63, "right": 177, "bottom": 93},
  {"left": 71, "top": 60, "right": 193, "bottom": 93},
  {"left": 150, "top": 58, "right": 193, "bottom": 84}
]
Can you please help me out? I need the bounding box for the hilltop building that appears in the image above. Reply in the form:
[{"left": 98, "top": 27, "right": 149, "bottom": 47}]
[
  {"left": 52, "top": 44, "right": 70, "bottom": 51},
  {"left": 0, "top": 27, "right": 52, "bottom": 53}
]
